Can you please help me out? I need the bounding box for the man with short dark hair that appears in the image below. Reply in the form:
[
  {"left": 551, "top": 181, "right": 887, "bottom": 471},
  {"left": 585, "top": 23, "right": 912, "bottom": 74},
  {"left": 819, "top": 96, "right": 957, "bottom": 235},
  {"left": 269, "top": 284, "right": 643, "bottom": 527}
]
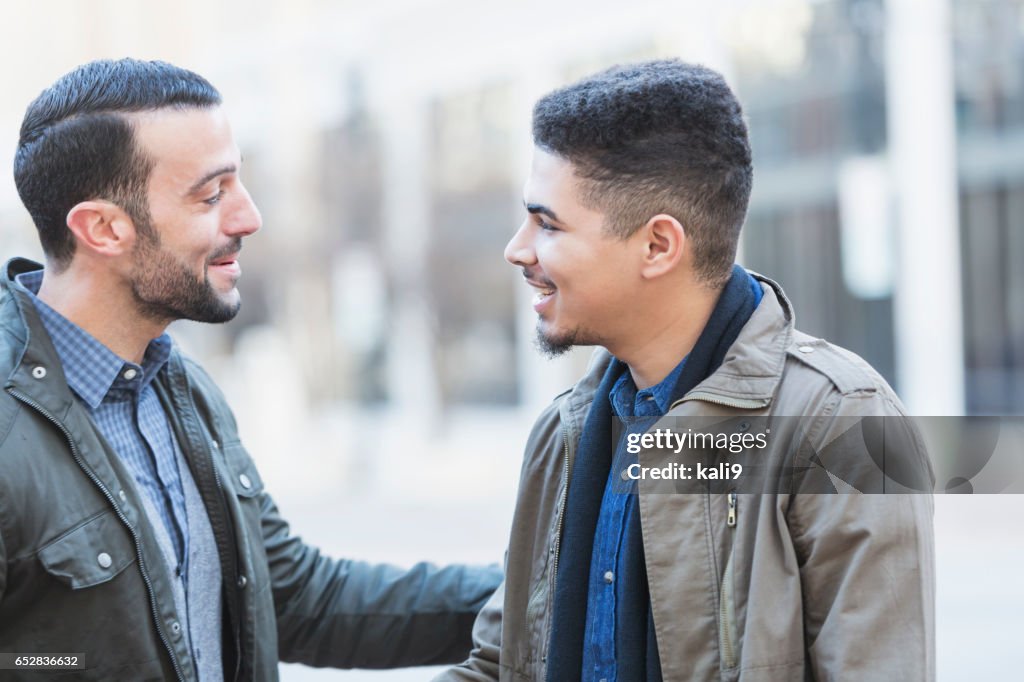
[
  {"left": 0, "top": 59, "right": 501, "bottom": 681},
  {"left": 440, "top": 60, "right": 934, "bottom": 681}
]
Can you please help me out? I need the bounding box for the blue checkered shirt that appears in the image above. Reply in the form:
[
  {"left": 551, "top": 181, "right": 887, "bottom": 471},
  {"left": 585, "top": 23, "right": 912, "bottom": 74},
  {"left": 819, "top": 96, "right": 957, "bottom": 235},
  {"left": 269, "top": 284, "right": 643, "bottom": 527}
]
[{"left": 17, "top": 271, "right": 189, "bottom": 566}]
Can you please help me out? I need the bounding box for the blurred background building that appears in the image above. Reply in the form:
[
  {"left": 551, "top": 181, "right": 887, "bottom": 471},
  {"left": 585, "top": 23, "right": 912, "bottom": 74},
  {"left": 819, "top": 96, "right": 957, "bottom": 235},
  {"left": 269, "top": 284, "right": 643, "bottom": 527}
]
[{"left": 1, "top": 0, "right": 1021, "bottom": 679}]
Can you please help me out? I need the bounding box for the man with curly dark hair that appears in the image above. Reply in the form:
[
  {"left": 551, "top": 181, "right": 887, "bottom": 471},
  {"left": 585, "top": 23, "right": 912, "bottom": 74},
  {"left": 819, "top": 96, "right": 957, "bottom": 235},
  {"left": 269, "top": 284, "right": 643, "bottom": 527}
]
[{"left": 439, "top": 59, "right": 934, "bottom": 681}]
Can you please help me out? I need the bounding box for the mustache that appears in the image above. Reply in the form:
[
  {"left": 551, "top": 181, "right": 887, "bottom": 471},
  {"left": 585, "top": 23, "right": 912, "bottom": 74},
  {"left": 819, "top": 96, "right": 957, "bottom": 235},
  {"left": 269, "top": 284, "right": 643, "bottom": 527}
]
[
  {"left": 521, "top": 268, "right": 556, "bottom": 289},
  {"left": 208, "top": 238, "right": 243, "bottom": 263}
]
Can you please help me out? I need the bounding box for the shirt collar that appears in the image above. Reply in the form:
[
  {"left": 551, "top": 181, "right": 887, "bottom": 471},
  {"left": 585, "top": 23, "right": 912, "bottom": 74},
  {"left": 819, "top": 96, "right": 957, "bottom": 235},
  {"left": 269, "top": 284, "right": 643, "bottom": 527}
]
[
  {"left": 610, "top": 355, "right": 687, "bottom": 419},
  {"left": 15, "top": 270, "right": 173, "bottom": 408}
]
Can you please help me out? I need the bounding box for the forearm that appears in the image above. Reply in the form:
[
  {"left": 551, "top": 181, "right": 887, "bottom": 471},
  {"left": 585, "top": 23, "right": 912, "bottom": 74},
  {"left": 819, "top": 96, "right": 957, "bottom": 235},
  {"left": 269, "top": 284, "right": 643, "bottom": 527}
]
[{"left": 276, "top": 553, "right": 502, "bottom": 668}]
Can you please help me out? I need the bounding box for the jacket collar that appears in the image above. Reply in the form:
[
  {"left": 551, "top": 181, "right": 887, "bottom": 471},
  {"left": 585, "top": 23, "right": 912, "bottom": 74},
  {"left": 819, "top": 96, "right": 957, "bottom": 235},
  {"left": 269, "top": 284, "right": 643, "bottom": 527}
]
[
  {"left": 1, "top": 257, "right": 80, "bottom": 419},
  {"left": 561, "top": 271, "right": 794, "bottom": 415}
]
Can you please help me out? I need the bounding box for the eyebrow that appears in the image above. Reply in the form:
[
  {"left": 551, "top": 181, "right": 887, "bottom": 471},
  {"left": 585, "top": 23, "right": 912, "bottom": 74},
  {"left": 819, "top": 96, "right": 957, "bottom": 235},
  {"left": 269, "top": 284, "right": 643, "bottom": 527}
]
[
  {"left": 525, "top": 202, "right": 561, "bottom": 222},
  {"left": 187, "top": 164, "right": 237, "bottom": 196}
]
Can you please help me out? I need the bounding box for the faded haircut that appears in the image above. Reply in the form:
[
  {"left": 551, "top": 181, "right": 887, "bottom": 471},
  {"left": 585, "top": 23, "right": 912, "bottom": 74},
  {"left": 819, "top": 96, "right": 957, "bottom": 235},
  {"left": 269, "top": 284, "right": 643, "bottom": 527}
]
[{"left": 532, "top": 59, "right": 753, "bottom": 286}]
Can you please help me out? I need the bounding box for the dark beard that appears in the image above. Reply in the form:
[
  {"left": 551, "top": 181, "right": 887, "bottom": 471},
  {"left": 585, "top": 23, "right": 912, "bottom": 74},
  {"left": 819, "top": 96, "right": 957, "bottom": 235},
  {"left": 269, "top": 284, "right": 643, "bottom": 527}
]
[
  {"left": 130, "top": 226, "right": 242, "bottom": 324},
  {"left": 534, "top": 322, "right": 579, "bottom": 358}
]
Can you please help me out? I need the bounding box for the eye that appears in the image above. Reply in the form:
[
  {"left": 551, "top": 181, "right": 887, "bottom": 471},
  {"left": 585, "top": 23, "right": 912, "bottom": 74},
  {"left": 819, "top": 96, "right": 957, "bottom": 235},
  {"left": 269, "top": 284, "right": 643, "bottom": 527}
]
[
  {"left": 538, "top": 219, "right": 558, "bottom": 232},
  {"left": 204, "top": 189, "right": 226, "bottom": 205}
]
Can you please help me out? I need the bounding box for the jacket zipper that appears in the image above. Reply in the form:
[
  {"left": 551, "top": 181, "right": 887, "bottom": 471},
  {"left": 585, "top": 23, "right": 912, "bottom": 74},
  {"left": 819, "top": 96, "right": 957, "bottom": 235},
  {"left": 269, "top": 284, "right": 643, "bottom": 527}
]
[
  {"left": 656, "top": 391, "right": 758, "bottom": 671},
  {"left": 551, "top": 433, "right": 571, "bottom": 582},
  {"left": 719, "top": 492, "right": 738, "bottom": 669},
  {"left": 10, "top": 388, "right": 186, "bottom": 682},
  {"left": 528, "top": 431, "right": 571, "bottom": 670},
  {"left": 670, "top": 391, "right": 771, "bottom": 412}
]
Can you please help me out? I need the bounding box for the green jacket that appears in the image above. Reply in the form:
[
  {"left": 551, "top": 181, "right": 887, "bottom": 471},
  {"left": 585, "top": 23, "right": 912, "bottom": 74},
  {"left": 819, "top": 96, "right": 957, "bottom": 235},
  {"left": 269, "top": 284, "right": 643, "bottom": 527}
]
[{"left": 0, "top": 257, "right": 501, "bottom": 681}]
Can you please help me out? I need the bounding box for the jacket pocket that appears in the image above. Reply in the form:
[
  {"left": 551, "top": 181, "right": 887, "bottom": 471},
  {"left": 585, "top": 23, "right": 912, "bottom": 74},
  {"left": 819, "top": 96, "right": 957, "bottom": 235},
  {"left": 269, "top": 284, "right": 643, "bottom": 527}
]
[{"left": 37, "top": 510, "right": 135, "bottom": 589}]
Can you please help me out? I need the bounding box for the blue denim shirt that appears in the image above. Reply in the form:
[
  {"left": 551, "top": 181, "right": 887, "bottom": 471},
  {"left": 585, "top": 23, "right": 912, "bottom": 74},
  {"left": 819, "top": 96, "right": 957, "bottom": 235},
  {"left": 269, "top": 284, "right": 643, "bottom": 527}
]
[
  {"left": 582, "top": 274, "right": 763, "bottom": 681},
  {"left": 581, "top": 359, "right": 685, "bottom": 681}
]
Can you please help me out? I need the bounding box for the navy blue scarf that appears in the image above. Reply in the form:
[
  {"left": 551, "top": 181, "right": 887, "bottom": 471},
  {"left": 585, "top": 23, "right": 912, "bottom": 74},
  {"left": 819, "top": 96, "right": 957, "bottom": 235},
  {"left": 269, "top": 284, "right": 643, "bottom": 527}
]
[{"left": 547, "top": 265, "right": 759, "bottom": 681}]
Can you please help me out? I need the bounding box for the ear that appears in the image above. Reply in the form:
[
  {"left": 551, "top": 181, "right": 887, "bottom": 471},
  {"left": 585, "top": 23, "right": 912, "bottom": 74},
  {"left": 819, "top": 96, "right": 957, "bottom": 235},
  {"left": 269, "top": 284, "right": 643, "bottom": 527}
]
[
  {"left": 639, "top": 213, "right": 687, "bottom": 280},
  {"left": 65, "top": 200, "right": 137, "bottom": 257}
]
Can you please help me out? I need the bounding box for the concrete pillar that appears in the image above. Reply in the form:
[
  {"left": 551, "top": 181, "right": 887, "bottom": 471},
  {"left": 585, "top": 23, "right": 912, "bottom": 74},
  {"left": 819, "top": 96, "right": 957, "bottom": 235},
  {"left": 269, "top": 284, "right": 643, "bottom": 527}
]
[{"left": 885, "top": 0, "right": 965, "bottom": 414}]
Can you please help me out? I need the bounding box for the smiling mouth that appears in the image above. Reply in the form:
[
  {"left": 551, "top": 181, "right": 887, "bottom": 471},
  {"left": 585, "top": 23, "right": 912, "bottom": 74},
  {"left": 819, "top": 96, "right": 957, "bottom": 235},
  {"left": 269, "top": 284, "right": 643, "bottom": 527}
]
[
  {"left": 209, "top": 238, "right": 244, "bottom": 268},
  {"left": 207, "top": 253, "right": 242, "bottom": 282},
  {"left": 532, "top": 288, "right": 555, "bottom": 305},
  {"left": 524, "top": 278, "right": 557, "bottom": 308}
]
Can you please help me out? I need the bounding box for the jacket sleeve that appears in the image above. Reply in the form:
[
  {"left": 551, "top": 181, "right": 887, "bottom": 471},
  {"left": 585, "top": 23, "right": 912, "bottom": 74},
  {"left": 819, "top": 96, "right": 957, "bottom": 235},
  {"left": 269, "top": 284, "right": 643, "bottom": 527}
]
[
  {"left": 788, "top": 393, "right": 936, "bottom": 681},
  {"left": 259, "top": 491, "right": 504, "bottom": 669},
  {"left": 432, "top": 578, "right": 505, "bottom": 680}
]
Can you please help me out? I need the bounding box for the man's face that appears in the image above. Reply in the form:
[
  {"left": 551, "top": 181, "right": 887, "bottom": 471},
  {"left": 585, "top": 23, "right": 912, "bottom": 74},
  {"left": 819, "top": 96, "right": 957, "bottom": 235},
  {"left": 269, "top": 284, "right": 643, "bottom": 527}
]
[
  {"left": 128, "top": 106, "right": 261, "bottom": 324},
  {"left": 505, "top": 148, "right": 642, "bottom": 356}
]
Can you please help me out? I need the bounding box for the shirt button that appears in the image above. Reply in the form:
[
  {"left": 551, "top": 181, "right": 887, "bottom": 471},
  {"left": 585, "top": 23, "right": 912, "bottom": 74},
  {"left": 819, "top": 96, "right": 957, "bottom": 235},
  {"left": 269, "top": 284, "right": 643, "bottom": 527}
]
[
  {"left": 238, "top": 575, "right": 248, "bottom": 589},
  {"left": 239, "top": 474, "right": 252, "bottom": 490},
  {"left": 170, "top": 621, "right": 182, "bottom": 636},
  {"left": 603, "top": 570, "right": 614, "bottom": 584},
  {"left": 97, "top": 552, "right": 113, "bottom": 569},
  {"left": 31, "top": 366, "right": 46, "bottom": 379},
  {"left": 798, "top": 345, "right": 815, "bottom": 354},
  {"left": 118, "top": 489, "right": 127, "bottom": 502},
  {"left": 123, "top": 368, "right": 138, "bottom": 380}
]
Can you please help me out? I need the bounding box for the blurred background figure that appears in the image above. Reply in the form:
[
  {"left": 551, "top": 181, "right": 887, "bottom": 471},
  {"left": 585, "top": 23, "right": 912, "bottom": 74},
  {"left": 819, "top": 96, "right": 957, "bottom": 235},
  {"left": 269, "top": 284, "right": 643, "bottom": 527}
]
[{"left": 1, "top": 0, "right": 1021, "bottom": 679}]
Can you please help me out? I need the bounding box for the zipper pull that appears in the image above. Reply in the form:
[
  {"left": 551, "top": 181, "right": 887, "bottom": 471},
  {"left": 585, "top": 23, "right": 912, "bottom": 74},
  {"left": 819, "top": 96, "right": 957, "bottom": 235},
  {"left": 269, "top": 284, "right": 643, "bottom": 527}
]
[{"left": 727, "top": 492, "right": 737, "bottom": 527}]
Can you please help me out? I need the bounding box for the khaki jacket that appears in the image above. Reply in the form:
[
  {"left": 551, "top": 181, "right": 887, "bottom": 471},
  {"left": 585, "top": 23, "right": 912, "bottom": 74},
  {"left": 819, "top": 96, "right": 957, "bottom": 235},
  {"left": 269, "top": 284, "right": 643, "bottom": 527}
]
[{"left": 440, "top": 275, "right": 935, "bottom": 681}]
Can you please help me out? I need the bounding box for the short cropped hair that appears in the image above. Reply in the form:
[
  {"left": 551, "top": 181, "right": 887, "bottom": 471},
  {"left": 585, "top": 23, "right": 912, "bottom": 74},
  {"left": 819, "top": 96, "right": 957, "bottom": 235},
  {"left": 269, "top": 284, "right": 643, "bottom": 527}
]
[
  {"left": 532, "top": 59, "right": 753, "bottom": 286},
  {"left": 14, "top": 59, "right": 221, "bottom": 270}
]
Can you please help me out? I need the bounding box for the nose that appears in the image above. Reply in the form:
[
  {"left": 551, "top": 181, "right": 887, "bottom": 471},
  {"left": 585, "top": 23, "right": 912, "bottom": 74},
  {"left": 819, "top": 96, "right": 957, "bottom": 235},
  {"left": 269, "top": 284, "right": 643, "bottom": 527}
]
[
  {"left": 225, "top": 181, "right": 262, "bottom": 237},
  {"left": 504, "top": 218, "right": 537, "bottom": 267}
]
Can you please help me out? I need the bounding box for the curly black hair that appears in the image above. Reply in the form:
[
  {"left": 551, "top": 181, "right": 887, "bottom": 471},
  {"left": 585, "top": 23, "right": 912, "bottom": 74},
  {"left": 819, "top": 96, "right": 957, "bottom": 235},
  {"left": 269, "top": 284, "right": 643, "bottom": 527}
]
[
  {"left": 14, "top": 59, "right": 221, "bottom": 271},
  {"left": 533, "top": 59, "right": 753, "bottom": 286}
]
